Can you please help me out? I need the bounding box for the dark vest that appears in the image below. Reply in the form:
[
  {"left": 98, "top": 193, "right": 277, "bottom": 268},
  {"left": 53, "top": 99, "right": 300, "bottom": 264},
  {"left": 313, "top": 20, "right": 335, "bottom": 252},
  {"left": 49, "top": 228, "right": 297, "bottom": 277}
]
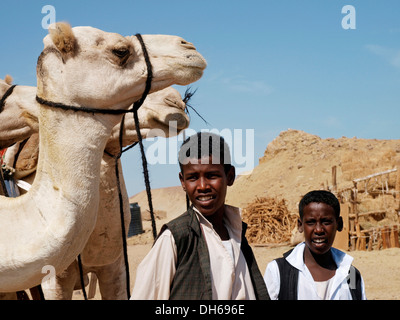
[{"left": 159, "top": 208, "right": 270, "bottom": 300}]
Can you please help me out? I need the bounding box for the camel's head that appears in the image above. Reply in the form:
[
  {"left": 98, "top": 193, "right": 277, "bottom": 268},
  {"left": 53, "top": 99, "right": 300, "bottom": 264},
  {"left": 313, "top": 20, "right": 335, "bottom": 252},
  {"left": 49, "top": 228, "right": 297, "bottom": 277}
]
[
  {"left": 137, "top": 87, "right": 190, "bottom": 135},
  {"left": 0, "top": 77, "right": 39, "bottom": 149},
  {"left": 105, "top": 86, "right": 190, "bottom": 154},
  {"left": 37, "top": 23, "right": 207, "bottom": 111}
]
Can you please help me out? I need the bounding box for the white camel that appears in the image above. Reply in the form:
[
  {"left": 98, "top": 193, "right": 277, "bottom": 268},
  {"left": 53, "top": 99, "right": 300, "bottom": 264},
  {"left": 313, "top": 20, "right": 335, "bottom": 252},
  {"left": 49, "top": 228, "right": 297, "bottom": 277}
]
[
  {"left": 0, "top": 22, "right": 206, "bottom": 292},
  {"left": 1, "top": 83, "right": 190, "bottom": 299}
]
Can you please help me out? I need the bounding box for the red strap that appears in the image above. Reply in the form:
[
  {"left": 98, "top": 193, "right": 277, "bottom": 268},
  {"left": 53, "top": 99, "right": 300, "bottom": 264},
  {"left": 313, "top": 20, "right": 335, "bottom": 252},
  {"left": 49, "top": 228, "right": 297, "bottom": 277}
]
[{"left": 0, "top": 148, "right": 6, "bottom": 166}]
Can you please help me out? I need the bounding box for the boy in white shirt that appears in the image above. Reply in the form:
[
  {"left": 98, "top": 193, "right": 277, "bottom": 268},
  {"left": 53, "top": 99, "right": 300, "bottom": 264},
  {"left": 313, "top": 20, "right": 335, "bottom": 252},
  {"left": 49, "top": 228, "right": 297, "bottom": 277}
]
[{"left": 264, "top": 190, "right": 366, "bottom": 300}]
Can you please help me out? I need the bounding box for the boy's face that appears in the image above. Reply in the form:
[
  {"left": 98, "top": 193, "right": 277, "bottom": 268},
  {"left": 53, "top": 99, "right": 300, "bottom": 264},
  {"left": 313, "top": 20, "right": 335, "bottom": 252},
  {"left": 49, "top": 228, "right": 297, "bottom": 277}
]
[
  {"left": 179, "top": 156, "right": 235, "bottom": 217},
  {"left": 298, "top": 202, "right": 343, "bottom": 255}
]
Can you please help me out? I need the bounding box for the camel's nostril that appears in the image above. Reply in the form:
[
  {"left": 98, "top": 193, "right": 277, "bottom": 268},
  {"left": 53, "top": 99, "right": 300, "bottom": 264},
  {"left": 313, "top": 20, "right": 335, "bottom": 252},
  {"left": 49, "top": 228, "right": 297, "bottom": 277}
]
[{"left": 180, "top": 40, "right": 196, "bottom": 50}]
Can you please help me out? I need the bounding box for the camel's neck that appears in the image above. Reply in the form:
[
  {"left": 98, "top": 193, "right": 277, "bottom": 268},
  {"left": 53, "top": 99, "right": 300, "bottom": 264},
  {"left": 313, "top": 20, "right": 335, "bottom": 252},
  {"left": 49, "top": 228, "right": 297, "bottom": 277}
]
[
  {"left": 35, "top": 106, "right": 111, "bottom": 204},
  {"left": 80, "top": 156, "right": 130, "bottom": 266},
  {"left": 0, "top": 104, "right": 119, "bottom": 291}
]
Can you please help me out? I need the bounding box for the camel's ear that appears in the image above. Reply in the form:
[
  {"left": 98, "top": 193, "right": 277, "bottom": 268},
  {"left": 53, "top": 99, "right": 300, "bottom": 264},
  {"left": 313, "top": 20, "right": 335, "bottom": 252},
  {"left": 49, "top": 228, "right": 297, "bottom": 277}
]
[
  {"left": 4, "top": 75, "right": 13, "bottom": 85},
  {"left": 48, "top": 22, "right": 76, "bottom": 56}
]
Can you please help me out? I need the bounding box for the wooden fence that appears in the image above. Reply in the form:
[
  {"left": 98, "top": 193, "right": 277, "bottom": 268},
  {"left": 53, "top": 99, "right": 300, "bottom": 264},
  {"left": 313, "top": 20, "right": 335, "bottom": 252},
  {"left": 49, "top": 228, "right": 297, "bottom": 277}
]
[{"left": 334, "top": 167, "right": 400, "bottom": 251}]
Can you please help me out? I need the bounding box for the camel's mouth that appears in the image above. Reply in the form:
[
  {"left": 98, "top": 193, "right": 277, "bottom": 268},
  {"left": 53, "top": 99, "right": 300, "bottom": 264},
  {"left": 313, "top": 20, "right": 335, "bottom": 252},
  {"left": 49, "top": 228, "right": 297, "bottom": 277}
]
[
  {"left": 182, "top": 53, "right": 207, "bottom": 70},
  {"left": 143, "top": 114, "right": 189, "bottom": 137},
  {"left": 157, "top": 113, "right": 189, "bottom": 132},
  {"left": 165, "top": 113, "right": 190, "bottom": 130}
]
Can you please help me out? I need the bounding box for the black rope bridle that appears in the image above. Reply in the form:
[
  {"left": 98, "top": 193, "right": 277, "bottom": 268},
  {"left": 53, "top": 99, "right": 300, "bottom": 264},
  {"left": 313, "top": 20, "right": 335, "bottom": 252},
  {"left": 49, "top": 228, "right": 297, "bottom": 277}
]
[
  {"left": 35, "top": 33, "right": 157, "bottom": 300},
  {"left": 0, "top": 84, "right": 17, "bottom": 114}
]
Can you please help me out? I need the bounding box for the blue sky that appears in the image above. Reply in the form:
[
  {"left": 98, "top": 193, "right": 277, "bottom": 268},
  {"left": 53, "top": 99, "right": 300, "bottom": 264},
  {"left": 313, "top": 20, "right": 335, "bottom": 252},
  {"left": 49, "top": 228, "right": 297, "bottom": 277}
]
[{"left": 1, "top": 1, "right": 399, "bottom": 197}]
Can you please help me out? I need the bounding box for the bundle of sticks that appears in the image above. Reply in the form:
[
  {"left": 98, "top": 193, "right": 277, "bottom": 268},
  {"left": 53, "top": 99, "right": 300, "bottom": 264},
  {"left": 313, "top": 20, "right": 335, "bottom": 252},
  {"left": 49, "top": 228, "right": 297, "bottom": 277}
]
[{"left": 242, "top": 197, "right": 297, "bottom": 244}]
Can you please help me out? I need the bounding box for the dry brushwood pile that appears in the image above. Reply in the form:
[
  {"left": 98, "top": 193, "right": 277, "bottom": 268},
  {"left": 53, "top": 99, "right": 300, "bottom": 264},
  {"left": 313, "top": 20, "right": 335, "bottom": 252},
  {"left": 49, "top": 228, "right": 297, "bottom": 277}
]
[{"left": 243, "top": 197, "right": 297, "bottom": 244}]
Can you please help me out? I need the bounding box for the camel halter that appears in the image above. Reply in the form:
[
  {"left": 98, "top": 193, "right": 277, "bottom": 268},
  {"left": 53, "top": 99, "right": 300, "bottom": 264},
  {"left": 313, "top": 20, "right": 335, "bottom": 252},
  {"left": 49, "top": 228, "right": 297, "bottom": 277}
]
[
  {"left": 35, "top": 33, "right": 157, "bottom": 300},
  {"left": 0, "top": 84, "right": 17, "bottom": 114},
  {"left": 35, "top": 33, "right": 153, "bottom": 115}
]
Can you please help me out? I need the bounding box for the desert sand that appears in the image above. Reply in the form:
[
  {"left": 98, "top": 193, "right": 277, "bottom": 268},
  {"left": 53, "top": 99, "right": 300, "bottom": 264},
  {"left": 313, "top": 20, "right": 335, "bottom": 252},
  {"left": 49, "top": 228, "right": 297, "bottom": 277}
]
[{"left": 80, "top": 233, "right": 400, "bottom": 300}]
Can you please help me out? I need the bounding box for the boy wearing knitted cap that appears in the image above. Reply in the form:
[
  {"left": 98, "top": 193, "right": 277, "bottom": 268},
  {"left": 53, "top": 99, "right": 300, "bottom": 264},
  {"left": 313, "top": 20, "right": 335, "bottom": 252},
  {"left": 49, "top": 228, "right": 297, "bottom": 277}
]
[{"left": 131, "top": 132, "right": 269, "bottom": 300}]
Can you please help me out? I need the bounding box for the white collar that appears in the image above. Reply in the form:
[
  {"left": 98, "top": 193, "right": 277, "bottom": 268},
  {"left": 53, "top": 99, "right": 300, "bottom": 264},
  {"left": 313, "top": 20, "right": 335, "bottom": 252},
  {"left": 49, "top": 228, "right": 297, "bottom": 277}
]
[
  {"left": 287, "top": 242, "right": 354, "bottom": 274},
  {"left": 192, "top": 204, "right": 243, "bottom": 242}
]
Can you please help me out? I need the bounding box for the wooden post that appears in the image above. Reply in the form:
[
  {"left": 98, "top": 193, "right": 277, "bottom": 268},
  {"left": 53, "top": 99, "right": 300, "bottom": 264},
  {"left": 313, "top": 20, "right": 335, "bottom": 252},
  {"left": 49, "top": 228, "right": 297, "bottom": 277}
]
[
  {"left": 382, "top": 227, "right": 390, "bottom": 249},
  {"left": 390, "top": 225, "right": 400, "bottom": 248},
  {"left": 359, "top": 235, "right": 366, "bottom": 251},
  {"left": 377, "top": 230, "right": 383, "bottom": 250},
  {"left": 367, "top": 232, "right": 373, "bottom": 251},
  {"left": 332, "top": 166, "right": 337, "bottom": 193},
  {"left": 349, "top": 194, "right": 355, "bottom": 250},
  {"left": 88, "top": 273, "right": 97, "bottom": 299},
  {"left": 396, "top": 165, "right": 400, "bottom": 215},
  {"left": 352, "top": 184, "right": 362, "bottom": 250},
  {"left": 396, "top": 164, "right": 400, "bottom": 197},
  {"left": 349, "top": 221, "right": 355, "bottom": 250}
]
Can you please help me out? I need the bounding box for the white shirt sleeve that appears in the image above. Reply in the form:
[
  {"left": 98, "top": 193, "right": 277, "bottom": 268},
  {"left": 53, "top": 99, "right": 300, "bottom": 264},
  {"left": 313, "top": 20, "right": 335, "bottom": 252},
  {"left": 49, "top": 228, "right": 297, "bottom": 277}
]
[
  {"left": 263, "top": 260, "right": 281, "bottom": 300},
  {"left": 130, "top": 228, "right": 177, "bottom": 300}
]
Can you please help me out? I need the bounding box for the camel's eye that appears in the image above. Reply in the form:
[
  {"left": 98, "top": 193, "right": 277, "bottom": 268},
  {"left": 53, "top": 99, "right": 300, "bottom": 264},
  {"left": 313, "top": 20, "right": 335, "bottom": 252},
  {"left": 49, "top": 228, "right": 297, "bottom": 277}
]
[{"left": 112, "top": 48, "right": 130, "bottom": 59}]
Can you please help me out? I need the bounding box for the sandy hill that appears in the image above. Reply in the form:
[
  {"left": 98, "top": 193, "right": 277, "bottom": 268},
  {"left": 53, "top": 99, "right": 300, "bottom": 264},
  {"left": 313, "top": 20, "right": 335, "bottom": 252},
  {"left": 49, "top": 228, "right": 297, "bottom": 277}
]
[
  {"left": 129, "top": 185, "right": 187, "bottom": 218},
  {"left": 129, "top": 186, "right": 187, "bottom": 239},
  {"left": 226, "top": 129, "right": 400, "bottom": 216}
]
